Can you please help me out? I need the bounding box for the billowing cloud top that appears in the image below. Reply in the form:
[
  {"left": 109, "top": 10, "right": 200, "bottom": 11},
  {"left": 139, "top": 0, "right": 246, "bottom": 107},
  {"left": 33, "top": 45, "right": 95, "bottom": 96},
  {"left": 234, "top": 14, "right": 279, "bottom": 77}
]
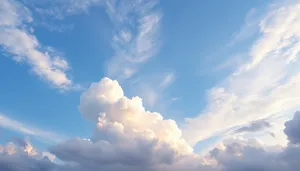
[{"left": 78, "top": 77, "right": 193, "bottom": 155}]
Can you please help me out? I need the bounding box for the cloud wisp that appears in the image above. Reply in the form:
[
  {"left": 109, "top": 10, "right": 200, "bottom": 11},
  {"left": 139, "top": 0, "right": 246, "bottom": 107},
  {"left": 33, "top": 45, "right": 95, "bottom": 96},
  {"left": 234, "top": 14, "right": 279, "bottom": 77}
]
[
  {"left": 183, "top": 0, "right": 300, "bottom": 146},
  {"left": 0, "top": 0, "right": 73, "bottom": 90},
  {"left": 0, "top": 113, "right": 66, "bottom": 144},
  {"left": 106, "top": 0, "right": 162, "bottom": 80}
]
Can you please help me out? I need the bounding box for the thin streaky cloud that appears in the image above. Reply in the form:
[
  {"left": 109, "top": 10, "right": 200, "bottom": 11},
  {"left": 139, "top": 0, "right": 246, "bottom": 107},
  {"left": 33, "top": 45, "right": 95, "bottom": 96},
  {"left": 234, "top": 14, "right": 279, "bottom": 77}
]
[
  {"left": 171, "top": 97, "right": 180, "bottom": 101},
  {"left": 106, "top": 0, "right": 162, "bottom": 80},
  {"left": 0, "top": 113, "right": 66, "bottom": 144},
  {"left": 160, "top": 72, "right": 175, "bottom": 88},
  {"left": 227, "top": 8, "right": 261, "bottom": 47},
  {"left": 183, "top": 1, "right": 300, "bottom": 146}
]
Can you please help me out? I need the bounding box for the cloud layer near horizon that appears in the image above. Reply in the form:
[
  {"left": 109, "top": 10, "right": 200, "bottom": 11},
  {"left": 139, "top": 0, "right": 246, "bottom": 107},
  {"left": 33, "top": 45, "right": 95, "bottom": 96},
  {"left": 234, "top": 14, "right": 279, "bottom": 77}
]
[{"left": 1, "top": 77, "right": 300, "bottom": 171}]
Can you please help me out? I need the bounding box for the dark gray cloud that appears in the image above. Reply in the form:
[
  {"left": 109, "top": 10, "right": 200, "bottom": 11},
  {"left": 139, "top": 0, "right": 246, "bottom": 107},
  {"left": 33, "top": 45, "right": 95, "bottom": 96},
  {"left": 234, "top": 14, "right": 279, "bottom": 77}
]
[
  {"left": 284, "top": 111, "right": 300, "bottom": 144},
  {"left": 210, "top": 140, "right": 297, "bottom": 171},
  {"left": 209, "top": 111, "right": 300, "bottom": 171},
  {"left": 49, "top": 137, "right": 177, "bottom": 171},
  {"left": 0, "top": 154, "right": 56, "bottom": 171},
  {"left": 235, "top": 119, "right": 271, "bottom": 133}
]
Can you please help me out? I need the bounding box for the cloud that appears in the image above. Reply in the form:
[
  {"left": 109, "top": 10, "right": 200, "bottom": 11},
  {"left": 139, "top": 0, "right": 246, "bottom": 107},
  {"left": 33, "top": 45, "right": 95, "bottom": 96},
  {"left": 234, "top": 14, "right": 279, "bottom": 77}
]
[
  {"left": 0, "top": 113, "right": 66, "bottom": 144},
  {"left": 227, "top": 8, "right": 261, "bottom": 46},
  {"left": 2, "top": 111, "right": 300, "bottom": 171},
  {"left": 235, "top": 119, "right": 271, "bottom": 133},
  {"left": 50, "top": 137, "right": 177, "bottom": 169},
  {"left": 106, "top": 0, "right": 162, "bottom": 79},
  {"left": 183, "top": 0, "right": 300, "bottom": 146},
  {"left": 284, "top": 111, "right": 300, "bottom": 144},
  {"left": 49, "top": 77, "right": 212, "bottom": 170},
  {"left": 129, "top": 72, "right": 176, "bottom": 108},
  {"left": 2, "top": 0, "right": 300, "bottom": 170},
  {"left": 160, "top": 72, "right": 175, "bottom": 88},
  {"left": 137, "top": 84, "right": 160, "bottom": 108},
  {"left": 204, "top": 111, "right": 300, "bottom": 171},
  {"left": 0, "top": 138, "right": 53, "bottom": 159},
  {"left": 1, "top": 81, "right": 300, "bottom": 171},
  {"left": 27, "top": 0, "right": 103, "bottom": 20},
  {"left": 0, "top": 154, "right": 55, "bottom": 171},
  {"left": 0, "top": 0, "right": 73, "bottom": 90},
  {"left": 78, "top": 77, "right": 192, "bottom": 154},
  {"left": 171, "top": 97, "right": 180, "bottom": 101},
  {"left": 49, "top": 77, "right": 219, "bottom": 171},
  {"left": 0, "top": 138, "right": 56, "bottom": 171}
]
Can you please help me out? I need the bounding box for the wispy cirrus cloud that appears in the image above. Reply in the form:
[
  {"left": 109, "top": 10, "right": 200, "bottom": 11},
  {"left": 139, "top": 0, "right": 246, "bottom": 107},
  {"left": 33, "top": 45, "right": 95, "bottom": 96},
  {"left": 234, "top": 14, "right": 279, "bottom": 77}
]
[
  {"left": 105, "top": 0, "right": 162, "bottom": 80},
  {"left": 183, "top": 0, "right": 300, "bottom": 146},
  {"left": 25, "top": 0, "right": 103, "bottom": 19},
  {"left": 132, "top": 71, "right": 176, "bottom": 109},
  {"left": 0, "top": 113, "right": 66, "bottom": 144},
  {"left": 160, "top": 72, "right": 175, "bottom": 88},
  {"left": 227, "top": 8, "right": 261, "bottom": 47},
  {"left": 0, "top": 0, "right": 73, "bottom": 90}
]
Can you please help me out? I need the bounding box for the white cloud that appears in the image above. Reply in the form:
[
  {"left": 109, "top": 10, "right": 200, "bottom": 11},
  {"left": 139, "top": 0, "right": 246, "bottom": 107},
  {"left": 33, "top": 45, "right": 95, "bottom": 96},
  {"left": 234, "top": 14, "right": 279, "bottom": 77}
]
[
  {"left": 160, "top": 72, "right": 175, "bottom": 88},
  {"left": 106, "top": 0, "right": 162, "bottom": 80},
  {"left": 227, "top": 8, "right": 261, "bottom": 46},
  {"left": 0, "top": 0, "right": 73, "bottom": 90},
  {"left": 33, "top": 0, "right": 103, "bottom": 20},
  {"left": 138, "top": 84, "right": 160, "bottom": 108},
  {"left": 127, "top": 72, "right": 176, "bottom": 109},
  {"left": 0, "top": 113, "right": 65, "bottom": 144},
  {"left": 171, "top": 97, "right": 180, "bottom": 101},
  {"left": 183, "top": 0, "right": 300, "bottom": 146},
  {"left": 2, "top": 80, "right": 299, "bottom": 171},
  {"left": 78, "top": 77, "right": 193, "bottom": 154}
]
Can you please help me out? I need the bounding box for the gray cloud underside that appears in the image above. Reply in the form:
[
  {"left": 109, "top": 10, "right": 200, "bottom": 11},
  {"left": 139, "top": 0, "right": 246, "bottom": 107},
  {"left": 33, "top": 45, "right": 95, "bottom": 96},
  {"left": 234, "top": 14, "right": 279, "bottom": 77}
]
[{"left": 1, "top": 111, "right": 300, "bottom": 171}]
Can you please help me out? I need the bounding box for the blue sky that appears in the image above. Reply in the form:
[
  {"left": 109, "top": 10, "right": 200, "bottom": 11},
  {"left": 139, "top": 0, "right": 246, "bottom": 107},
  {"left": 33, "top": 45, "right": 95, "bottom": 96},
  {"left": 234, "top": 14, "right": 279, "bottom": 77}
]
[{"left": 1, "top": 0, "right": 300, "bottom": 162}]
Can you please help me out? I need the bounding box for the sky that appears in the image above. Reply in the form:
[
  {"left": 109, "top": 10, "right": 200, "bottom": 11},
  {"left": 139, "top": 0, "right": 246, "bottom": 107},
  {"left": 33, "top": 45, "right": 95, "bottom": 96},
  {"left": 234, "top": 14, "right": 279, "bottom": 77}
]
[{"left": 1, "top": 0, "right": 300, "bottom": 171}]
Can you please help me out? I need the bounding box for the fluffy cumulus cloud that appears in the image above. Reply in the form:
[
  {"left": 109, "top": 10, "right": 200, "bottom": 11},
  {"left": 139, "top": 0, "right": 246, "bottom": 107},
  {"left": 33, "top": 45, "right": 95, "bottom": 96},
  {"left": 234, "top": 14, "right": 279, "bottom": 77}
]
[
  {"left": 0, "top": 0, "right": 72, "bottom": 89},
  {"left": 45, "top": 78, "right": 216, "bottom": 171},
  {"left": 0, "top": 78, "right": 207, "bottom": 171},
  {"left": 1, "top": 78, "right": 300, "bottom": 171},
  {"left": 76, "top": 77, "right": 193, "bottom": 153}
]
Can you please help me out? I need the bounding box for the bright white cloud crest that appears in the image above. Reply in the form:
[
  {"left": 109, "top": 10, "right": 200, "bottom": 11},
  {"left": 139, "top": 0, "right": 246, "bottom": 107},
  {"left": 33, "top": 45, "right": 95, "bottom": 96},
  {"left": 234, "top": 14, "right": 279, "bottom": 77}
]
[{"left": 78, "top": 77, "right": 193, "bottom": 155}]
